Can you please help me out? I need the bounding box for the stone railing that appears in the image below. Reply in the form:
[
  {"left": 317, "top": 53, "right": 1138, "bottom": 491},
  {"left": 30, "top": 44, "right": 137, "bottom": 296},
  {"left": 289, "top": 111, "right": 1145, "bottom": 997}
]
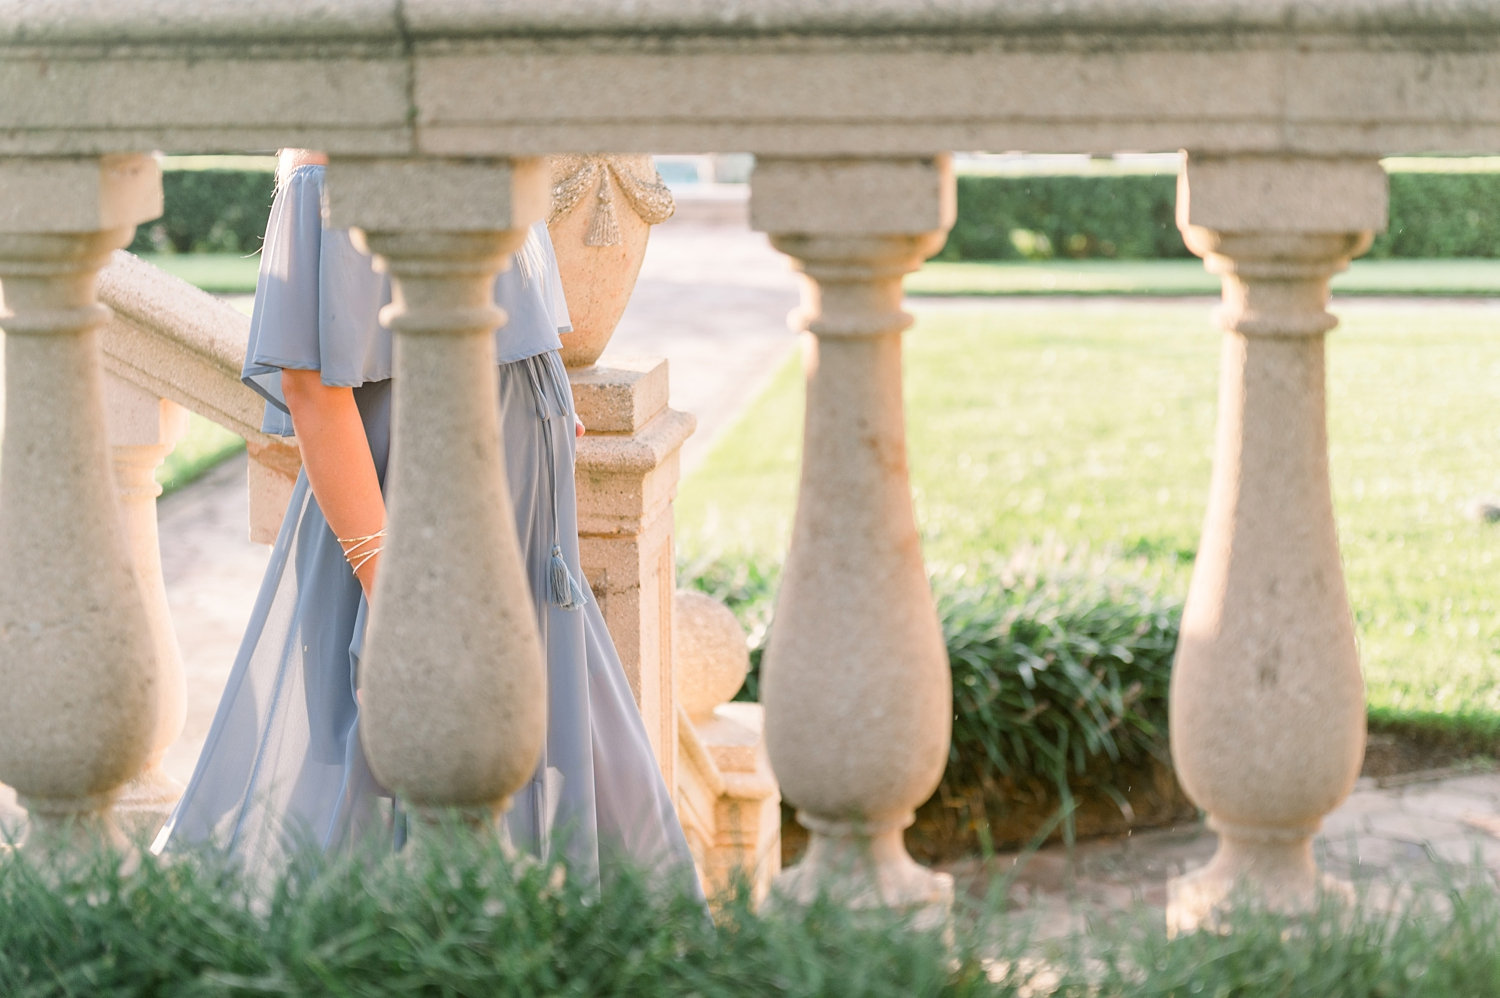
[
  {"left": 2, "top": 0, "right": 1499, "bottom": 930},
  {"left": 51, "top": 219, "right": 775, "bottom": 893}
]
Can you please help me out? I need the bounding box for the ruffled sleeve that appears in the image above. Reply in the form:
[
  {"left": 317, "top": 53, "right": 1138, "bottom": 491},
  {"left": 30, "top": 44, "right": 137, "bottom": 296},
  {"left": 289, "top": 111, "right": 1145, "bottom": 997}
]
[
  {"left": 241, "top": 165, "right": 389, "bottom": 436},
  {"left": 541, "top": 224, "right": 573, "bottom": 335},
  {"left": 242, "top": 165, "right": 568, "bottom": 436}
]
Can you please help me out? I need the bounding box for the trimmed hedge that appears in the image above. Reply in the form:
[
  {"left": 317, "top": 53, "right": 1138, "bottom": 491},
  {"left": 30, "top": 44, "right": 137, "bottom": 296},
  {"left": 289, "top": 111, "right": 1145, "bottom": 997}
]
[
  {"left": 127, "top": 167, "right": 276, "bottom": 256},
  {"left": 136, "top": 163, "right": 1500, "bottom": 263},
  {"left": 939, "top": 168, "right": 1500, "bottom": 261},
  {"left": 939, "top": 173, "right": 1188, "bottom": 261}
]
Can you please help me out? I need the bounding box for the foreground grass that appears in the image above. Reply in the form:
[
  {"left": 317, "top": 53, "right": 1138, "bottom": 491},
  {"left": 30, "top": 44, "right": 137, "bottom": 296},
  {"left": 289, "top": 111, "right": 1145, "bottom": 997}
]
[
  {"left": 4, "top": 835, "right": 1500, "bottom": 996},
  {"left": 909, "top": 258, "right": 1500, "bottom": 297},
  {"left": 677, "top": 301, "right": 1500, "bottom": 739}
]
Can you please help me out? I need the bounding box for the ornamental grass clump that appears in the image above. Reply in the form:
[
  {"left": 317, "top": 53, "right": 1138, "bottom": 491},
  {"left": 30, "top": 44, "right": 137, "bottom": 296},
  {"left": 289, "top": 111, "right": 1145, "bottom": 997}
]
[
  {"left": 0, "top": 833, "right": 993, "bottom": 997},
  {"left": 682, "top": 549, "right": 1183, "bottom": 850},
  {"left": 6, "top": 834, "right": 1500, "bottom": 995},
  {"left": 933, "top": 554, "right": 1182, "bottom": 842}
]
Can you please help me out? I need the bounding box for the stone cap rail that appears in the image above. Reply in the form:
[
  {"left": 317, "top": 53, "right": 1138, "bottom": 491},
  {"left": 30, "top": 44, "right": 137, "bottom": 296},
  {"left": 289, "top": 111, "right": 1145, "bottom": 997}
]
[
  {"left": 4, "top": 2, "right": 1500, "bottom": 159},
  {"left": 97, "top": 251, "right": 299, "bottom": 473},
  {"left": 5, "top": 0, "right": 1500, "bottom": 42}
]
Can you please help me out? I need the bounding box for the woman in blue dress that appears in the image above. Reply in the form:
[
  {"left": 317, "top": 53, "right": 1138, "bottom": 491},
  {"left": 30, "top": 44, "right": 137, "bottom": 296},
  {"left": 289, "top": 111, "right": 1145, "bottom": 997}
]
[{"left": 153, "top": 150, "right": 698, "bottom": 891}]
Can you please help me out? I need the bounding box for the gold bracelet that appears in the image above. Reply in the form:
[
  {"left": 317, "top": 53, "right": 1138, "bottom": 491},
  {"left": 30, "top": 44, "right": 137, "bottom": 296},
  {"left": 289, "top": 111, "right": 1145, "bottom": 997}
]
[
  {"left": 348, "top": 546, "right": 382, "bottom": 574},
  {"left": 338, "top": 528, "right": 386, "bottom": 575}
]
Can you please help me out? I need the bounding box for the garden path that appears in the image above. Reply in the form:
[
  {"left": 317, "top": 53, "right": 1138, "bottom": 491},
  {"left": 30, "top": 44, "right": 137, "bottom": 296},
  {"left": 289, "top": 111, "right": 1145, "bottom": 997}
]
[{"left": 944, "top": 763, "right": 1500, "bottom": 937}]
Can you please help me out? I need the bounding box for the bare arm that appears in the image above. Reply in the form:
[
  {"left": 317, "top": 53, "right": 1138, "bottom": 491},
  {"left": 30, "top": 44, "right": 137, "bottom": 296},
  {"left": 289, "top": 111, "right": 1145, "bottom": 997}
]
[{"left": 282, "top": 368, "right": 386, "bottom": 596}]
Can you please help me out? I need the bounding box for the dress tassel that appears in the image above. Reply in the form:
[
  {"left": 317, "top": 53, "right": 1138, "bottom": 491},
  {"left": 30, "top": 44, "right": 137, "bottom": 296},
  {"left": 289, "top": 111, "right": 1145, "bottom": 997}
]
[{"left": 549, "top": 544, "right": 589, "bottom": 610}]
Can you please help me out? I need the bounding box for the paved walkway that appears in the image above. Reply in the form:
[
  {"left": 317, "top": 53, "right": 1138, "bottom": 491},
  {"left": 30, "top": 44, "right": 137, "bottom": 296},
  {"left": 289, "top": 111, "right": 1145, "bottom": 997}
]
[
  {"left": 944, "top": 763, "right": 1500, "bottom": 935},
  {"left": 5, "top": 214, "right": 1500, "bottom": 934}
]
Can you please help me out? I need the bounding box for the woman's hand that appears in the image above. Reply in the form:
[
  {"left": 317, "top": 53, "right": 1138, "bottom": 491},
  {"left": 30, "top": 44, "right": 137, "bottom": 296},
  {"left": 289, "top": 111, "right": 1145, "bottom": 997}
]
[{"left": 575, "top": 414, "right": 586, "bottom": 438}]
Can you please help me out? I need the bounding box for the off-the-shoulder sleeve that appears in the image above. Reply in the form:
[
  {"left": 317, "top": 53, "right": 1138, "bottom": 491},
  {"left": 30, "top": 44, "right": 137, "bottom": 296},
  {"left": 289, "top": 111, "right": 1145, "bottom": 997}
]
[
  {"left": 540, "top": 224, "right": 573, "bottom": 335},
  {"left": 241, "top": 165, "right": 390, "bottom": 436},
  {"left": 243, "top": 167, "right": 566, "bottom": 434}
]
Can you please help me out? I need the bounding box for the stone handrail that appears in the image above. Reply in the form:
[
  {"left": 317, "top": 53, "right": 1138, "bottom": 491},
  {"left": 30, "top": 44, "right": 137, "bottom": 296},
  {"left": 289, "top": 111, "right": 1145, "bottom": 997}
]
[
  {"left": 2, "top": 0, "right": 1497, "bottom": 929},
  {"left": 6, "top": 0, "right": 1500, "bottom": 38},
  {"left": 98, "top": 252, "right": 262, "bottom": 442},
  {"left": 4, "top": 4, "right": 1500, "bottom": 161},
  {"left": 97, "top": 252, "right": 304, "bottom": 544}
]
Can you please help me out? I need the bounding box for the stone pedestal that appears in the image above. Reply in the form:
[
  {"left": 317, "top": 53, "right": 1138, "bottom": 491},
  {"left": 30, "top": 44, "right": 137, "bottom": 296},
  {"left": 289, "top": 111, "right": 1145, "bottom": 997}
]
[
  {"left": 0, "top": 154, "right": 163, "bottom": 854},
  {"left": 751, "top": 156, "right": 956, "bottom": 926},
  {"left": 245, "top": 439, "right": 302, "bottom": 546},
  {"left": 674, "top": 589, "right": 781, "bottom": 900},
  {"left": 1168, "top": 154, "right": 1386, "bottom": 932},
  {"left": 104, "top": 376, "right": 190, "bottom": 834},
  {"left": 570, "top": 357, "right": 695, "bottom": 788}
]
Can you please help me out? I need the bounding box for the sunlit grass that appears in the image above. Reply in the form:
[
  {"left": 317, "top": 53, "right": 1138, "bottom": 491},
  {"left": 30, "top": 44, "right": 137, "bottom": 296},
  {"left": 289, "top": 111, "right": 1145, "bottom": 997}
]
[
  {"left": 909, "top": 258, "right": 1500, "bottom": 297},
  {"left": 158, "top": 415, "right": 245, "bottom": 496},
  {"left": 678, "top": 301, "right": 1500, "bottom": 736},
  {"left": 138, "top": 251, "right": 261, "bottom": 295}
]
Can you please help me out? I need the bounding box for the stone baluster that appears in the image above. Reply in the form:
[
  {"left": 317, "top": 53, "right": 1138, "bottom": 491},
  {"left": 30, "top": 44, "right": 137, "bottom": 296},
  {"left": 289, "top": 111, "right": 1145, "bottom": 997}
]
[
  {"left": 104, "top": 377, "right": 191, "bottom": 832},
  {"left": 327, "top": 158, "right": 549, "bottom": 838},
  {"left": 1168, "top": 155, "right": 1386, "bottom": 932},
  {"left": 0, "top": 154, "right": 163, "bottom": 853},
  {"left": 750, "top": 156, "right": 955, "bottom": 925}
]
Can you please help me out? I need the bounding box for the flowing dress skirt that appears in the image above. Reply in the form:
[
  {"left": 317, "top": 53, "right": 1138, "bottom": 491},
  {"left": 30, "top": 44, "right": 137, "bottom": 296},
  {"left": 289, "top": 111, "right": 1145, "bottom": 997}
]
[{"left": 155, "top": 351, "right": 696, "bottom": 891}]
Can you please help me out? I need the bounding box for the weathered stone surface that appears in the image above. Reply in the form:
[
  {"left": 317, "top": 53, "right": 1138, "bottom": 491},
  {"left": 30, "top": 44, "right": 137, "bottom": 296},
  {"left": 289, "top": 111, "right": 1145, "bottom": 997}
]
[
  {"left": 548, "top": 155, "right": 663, "bottom": 368},
  {"left": 329, "top": 158, "right": 547, "bottom": 235},
  {"left": 337, "top": 163, "right": 551, "bottom": 829},
  {"left": 97, "top": 251, "right": 304, "bottom": 544},
  {"left": 755, "top": 156, "right": 954, "bottom": 924},
  {"left": 570, "top": 362, "right": 693, "bottom": 785},
  {"left": 1179, "top": 156, "right": 1388, "bottom": 236},
  {"left": 0, "top": 156, "right": 160, "bottom": 233},
  {"left": 1168, "top": 155, "right": 1378, "bottom": 934},
  {"left": 0, "top": 0, "right": 399, "bottom": 42},
  {"left": 5, "top": 9, "right": 1500, "bottom": 157},
  {"left": 0, "top": 155, "right": 164, "bottom": 852},
  {"left": 569, "top": 358, "right": 670, "bottom": 436},
  {"left": 14, "top": 0, "right": 1500, "bottom": 44},
  {"left": 674, "top": 590, "right": 749, "bottom": 724},
  {"left": 105, "top": 381, "right": 190, "bottom": 832}
]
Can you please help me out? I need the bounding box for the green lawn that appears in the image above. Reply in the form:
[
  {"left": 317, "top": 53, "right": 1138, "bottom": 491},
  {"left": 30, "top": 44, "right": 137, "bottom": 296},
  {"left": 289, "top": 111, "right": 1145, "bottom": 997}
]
[
  {"left": 158, "top": 417, "right": 245, "bottom": 496},
  {"left": 909, "top": 258, "right": 1500, "bottom": 297},
  {"left": 139, "top": 252, "right": 260, "bottom": 295},
  {"left": 677, "top": 301, "right": 1500, "bottom": 739}
]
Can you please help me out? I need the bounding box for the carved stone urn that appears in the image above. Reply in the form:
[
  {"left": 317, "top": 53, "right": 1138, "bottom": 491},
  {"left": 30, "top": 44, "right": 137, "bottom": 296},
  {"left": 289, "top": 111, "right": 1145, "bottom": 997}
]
[{"left": 546, "top": 154, "right": 674, "bottom": 368}]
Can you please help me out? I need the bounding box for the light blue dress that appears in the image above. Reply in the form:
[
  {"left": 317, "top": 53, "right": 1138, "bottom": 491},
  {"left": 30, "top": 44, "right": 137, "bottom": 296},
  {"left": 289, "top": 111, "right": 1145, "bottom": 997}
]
[{"left": 154, "top": 165, "right": 697, "bottom": 891}]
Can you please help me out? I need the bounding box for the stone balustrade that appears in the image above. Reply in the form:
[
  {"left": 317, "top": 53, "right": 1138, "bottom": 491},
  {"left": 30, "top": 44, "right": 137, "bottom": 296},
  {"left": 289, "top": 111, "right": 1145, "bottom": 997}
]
[{"left": 1, "top": 0, "right": 1499, "bottom": 929}]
